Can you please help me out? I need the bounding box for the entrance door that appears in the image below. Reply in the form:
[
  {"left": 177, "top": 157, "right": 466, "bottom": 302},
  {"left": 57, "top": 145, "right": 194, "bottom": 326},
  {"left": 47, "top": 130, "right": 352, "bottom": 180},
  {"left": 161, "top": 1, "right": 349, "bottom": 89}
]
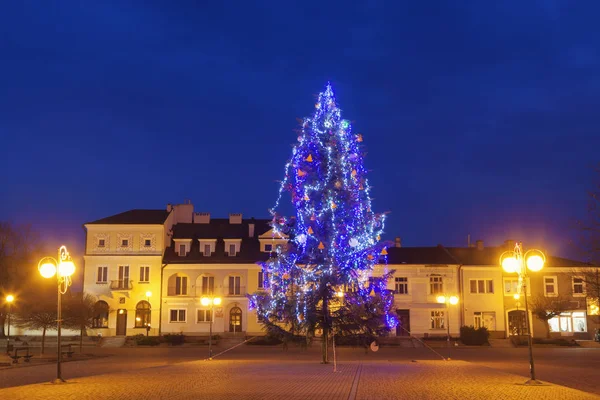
[
  {"left": 229, "top": 307, "right": 242, "bottom": 333},
  {"left": 508, "top": 310, "right": 527, "bottom": 336},
  {"left": 116, "top": 309, "right": 127, "bottom": 336},
  {"left": 396, "top": 309, "right": 410, "bottom": 336},
  {"left": 118, "top": 266, "right": 130, "bottom": 289}
]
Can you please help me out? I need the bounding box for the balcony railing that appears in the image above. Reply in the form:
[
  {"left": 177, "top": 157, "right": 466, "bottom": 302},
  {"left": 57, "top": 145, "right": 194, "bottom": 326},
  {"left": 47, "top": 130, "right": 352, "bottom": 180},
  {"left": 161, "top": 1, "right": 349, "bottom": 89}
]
[
  {"left": 110, "top": 280, "right": 133, "bottom": 290},
  {"left": 224, "top": 286, "right": 246, "bottom": 296}
]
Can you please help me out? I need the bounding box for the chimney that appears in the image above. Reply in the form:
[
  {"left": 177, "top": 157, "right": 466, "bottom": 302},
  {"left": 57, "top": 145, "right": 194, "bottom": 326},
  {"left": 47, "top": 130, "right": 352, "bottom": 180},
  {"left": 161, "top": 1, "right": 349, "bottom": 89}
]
[
  {"left": 229, "top": 213, "right": 243, "bottom": 224},
  {"left": 173, "top": 202, "right": 194, "bottom": 224},
  {"left": 476, "top": 240, "right": 484, "bottom": 250},
  {"left": 504, "top": 239, "right": 516, "bottom": 250},
  {"left": 167, "top": 203, "right": 173, "bottom": 212},
  {"left": 194, "top": 212, "right": 210, "bottom": 224},
  {"left": 249, "top": 217, "right": 256, "bottom": 237},
  {"left": 394, "top": 237, "right": 402, "bottom": 248}
]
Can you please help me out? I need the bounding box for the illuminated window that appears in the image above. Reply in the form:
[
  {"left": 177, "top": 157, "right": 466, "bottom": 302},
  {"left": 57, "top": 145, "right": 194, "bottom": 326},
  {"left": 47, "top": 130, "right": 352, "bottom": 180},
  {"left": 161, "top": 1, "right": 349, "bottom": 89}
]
[
  {"left": 430, "top": 310, "right": 445, "bottom": 329},
  {"left": 469, "top": 279, "right": 494, "bottom": 294},
  {"left": 395, "top": 277, "right": 408, "bottom": 294},
  {"left": 135, "top": 301, "right": 151, "bottom": 328},
  {"left": 170, "top": 309, "right": 186, "bottom": 323},
  {"left": 548, "top": 311, "right": 587, "bottom": 333},
  {"left": 92, "top": 301, "right": 109, "bottom": 328},
  {"left": 429, "top": 275, "right": 443, "bottom": 295},
  {"left": 543, "top": 276, "right": 557, "bottom": 296}
]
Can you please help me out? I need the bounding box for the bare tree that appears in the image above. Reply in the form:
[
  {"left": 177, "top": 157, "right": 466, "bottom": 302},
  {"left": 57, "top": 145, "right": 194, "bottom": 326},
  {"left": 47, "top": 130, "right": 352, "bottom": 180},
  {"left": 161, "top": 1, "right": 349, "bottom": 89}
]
[
  {"left": 530, "top": 295, "right": 571, "bottom": 338},
  {"left": 14, "top": 303, "right": 57, "bottom": 354},
  {"left": 63, "top": 292, "right": 98, "bottom": 353},
  {"left": 0, "top": 222, "right": 43, "bottom": 337}
]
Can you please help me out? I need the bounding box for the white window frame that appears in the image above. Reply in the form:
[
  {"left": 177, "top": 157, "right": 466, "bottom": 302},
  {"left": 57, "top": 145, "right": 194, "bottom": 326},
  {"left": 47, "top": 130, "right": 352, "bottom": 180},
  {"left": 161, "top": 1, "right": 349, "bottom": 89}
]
[
  {"left": 201, "top": 276, "right": 215, "bottom": 295},
  {"left": 543, "top": 276, "right": 558, "bottom": 297},
  {"left": 175, "top": 276, "right": 188, "bottom": 296},
  {"left": 469, "top": 279, "right": 494, "bottom": 294},
  {"left": 473, "top": 311, "right": 496, "bottom": 330},
  {"left": 196, "top": 309, "right": 213, "bottom": 323},
  {"left": 98, "top": 239, "right": 106, "bottom": 248},
  {"left": 139, "top": 266, "right": 150, "bottom": 283},
  {"left": 228, "top": 243, "right": 236, "bottom": 256},
  {"left": 394, "top": 277, "right": 408, "bottom": 295},
  {"left": 503, "top": 277, "right": 531, "bottom": 296},
  {"left": 429, "top": 275, "right": 443, "bottom": 295},
  {"left": 572, "top": 277, "right": 586, "bottom": 297},
  {"left": 549, "top": 311, "right": 587, "bottom": 333},
  {"left": 430, "top": 310, "right": 445, "bottom": 330},
  {"left": 96, "top": 266, "right": 108, "bottom": 283},
  {"left": 264, "top": 244, "right": 273, "bottom": 252},
  {"left": 169, "top": 309, "right": 187, "bottom": 323}
]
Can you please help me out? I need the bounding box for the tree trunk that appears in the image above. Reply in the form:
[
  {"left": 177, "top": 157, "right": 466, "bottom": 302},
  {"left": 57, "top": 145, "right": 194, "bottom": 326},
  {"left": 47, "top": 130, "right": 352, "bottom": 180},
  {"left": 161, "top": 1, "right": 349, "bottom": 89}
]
[
  {"left": 321, "top": 296, "right": 329, "bottom": 364},
  {"left": 41, "top": 327, "right": 46, "bottom": 354},
  {"left": 80, "top": 324, "right": 84, "bottom": 353},
  {"left": 545, "top": 321, "right": 551, "bottom": 339},
  {"left": 0, "top": 314, "right": 5, "bottom": 338}
]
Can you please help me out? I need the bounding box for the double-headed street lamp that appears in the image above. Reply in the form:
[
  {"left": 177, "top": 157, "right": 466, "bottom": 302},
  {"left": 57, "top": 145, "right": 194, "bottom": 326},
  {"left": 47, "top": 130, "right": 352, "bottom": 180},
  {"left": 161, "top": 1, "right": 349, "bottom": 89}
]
[
  {"left": 5, "top": 295, "right": 14, "bottom": 354},
  {"left": 500, "top": 242, "right": 545, "bottom": 385},
  {"left": 436, "top": 294, "right": 459, "bottom": 360},
  {"left": 38, "top": 245, "right": 75, "bottom": 384},
  {"left": 200, "top": 296, "right": 221, "bottom": 359}
]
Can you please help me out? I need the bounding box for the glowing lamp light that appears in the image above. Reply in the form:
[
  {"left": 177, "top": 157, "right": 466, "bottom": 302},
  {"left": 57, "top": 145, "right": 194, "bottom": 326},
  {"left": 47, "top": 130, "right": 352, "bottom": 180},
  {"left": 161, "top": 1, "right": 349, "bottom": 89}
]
[
  {"left": 213, "top": 297, "right": 222, "bottom": 306},
  {"left": 136, "top": 317, "right": 141, "bottom": 322},
  {"left": 200, "top": 297, "right": 210, "bottom": 306},
  {"left": 436, "top": 296, "right": 446, "bottom": 304},
  {"left": 6, "top": 295, "right": 14, "bottom": 303},
  {"left": 449, "top": 296, "right": 459, "bottom": 305},
  {"left": 502, "top": 257, "right": 519, "bottom": 273},
  {"left": 40, "top": 262, "right": 57, "bottom": 278},
  {"left": 526, "top": 255, "right": 544, "bottom": 272},
  {"left": 513, "top": 293, "right": 520, "bottom": 300},
  {"left": 146, "top": 291, "right": 152, "bottom": 298},
  {"left": 58, "top": 260, "right": 75, "bottom": 277},
  {"left": 336, "top": 291, "right": 344, "bottom": 298}
]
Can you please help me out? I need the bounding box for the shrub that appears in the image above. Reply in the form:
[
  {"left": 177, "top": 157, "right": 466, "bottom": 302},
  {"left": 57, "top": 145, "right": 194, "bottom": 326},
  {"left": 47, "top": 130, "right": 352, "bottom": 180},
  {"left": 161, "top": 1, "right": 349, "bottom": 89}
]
[
  {"left": 460, "top": 326, "right": 489, "bottom": 345},
  {"left": 246, "top": 335, "right": 283, "bottom": 346},
  {"left": 135, "top": 335, "right": 161, "bottom": 346},
  {"left": 532, "top": 338, "right": 579, "bottom": 346},
  {"left": 163, "top": 333, "right": 185, "bottom": 346}
]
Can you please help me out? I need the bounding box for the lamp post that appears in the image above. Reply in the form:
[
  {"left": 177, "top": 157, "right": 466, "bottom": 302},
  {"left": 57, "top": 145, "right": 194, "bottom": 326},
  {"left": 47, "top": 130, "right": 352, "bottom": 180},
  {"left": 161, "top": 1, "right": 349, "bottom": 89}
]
[
  {"left": 500, "top": 242, "right": 545, "bottom": 385},
  {"left": 38, "top": 245, "right": 75, "bottom": 384},
  {"left": 436, "top": 295, "right": 459, "bottom": 360},
  {"left": 5, "top": 295, "right": 14, "bottom": 354},
  {"left": 200, "top": 296, "right": 221, "bottom": 359},
  {"left": 146, "top": 291, "right": 152, "bottom": 337}
]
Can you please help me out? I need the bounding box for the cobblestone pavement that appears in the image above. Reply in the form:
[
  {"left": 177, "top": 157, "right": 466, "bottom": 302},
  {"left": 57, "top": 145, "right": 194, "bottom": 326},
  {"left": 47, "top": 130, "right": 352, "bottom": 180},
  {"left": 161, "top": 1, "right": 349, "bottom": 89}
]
[{"left": 0, "top": 357, "right": 598, "bottom": 400}]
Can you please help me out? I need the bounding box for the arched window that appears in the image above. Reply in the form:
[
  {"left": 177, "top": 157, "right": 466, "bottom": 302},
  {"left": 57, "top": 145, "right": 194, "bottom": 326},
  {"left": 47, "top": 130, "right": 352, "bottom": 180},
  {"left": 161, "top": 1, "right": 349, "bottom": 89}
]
[
  {"left": 92, "top": 301, "right": 109, "bottom": 328},
  {"left": 168, "top": 273, "right": 189, "bottom": 296},
  {"left": 135, "top": 300, "right": 151, "bottom": 328}
]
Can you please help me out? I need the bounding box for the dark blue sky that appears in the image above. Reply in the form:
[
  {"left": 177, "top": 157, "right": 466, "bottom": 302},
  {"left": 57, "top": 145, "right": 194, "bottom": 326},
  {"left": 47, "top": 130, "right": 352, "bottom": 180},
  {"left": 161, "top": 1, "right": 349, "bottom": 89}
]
[{"left": 1, "top": 1, "right": 599, "bottom": 259}]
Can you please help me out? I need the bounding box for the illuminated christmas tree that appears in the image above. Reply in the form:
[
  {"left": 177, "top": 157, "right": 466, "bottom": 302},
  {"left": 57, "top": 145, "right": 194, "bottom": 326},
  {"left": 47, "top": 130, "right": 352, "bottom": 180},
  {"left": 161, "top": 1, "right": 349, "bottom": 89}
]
[{"left": 250, "top": 83, "right": 396, "bottom": 362}]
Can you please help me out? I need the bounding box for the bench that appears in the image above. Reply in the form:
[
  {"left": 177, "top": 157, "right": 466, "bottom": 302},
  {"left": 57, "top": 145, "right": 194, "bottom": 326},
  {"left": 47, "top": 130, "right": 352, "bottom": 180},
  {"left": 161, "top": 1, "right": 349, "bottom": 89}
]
[
  {"left": 9, "top": 347, "right": 32, "bottom": 364},
  {"left": 60, "top": 344, "right": 74, "bottom": 358}
]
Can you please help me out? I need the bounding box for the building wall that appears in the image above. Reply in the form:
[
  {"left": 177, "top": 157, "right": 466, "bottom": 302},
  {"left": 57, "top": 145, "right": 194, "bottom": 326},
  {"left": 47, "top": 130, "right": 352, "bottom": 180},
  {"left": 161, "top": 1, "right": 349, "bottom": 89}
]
[{"left": 462, "top": 267, "right": 506, "bottom": 338}]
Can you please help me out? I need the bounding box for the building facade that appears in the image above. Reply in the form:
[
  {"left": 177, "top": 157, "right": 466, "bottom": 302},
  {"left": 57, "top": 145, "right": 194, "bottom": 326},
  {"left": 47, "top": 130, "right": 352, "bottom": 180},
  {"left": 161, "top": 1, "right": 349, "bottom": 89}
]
[{"left": 83, "top": 202, "right": 597, "bottom": 340}]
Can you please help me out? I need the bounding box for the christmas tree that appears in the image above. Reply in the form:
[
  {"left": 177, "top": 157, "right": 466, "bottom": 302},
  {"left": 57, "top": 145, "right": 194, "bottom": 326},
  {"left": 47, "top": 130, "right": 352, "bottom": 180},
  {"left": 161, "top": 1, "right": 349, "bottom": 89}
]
[{"left": 250, "top": 83, "right": 397, "bottom": 362}]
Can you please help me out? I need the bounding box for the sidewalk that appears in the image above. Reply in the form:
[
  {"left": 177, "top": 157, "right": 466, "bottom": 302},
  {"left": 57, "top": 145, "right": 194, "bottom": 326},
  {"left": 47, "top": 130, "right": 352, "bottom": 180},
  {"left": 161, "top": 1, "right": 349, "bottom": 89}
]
[{"left": 0, "top": 357, "right": 597, "bottom": 400}]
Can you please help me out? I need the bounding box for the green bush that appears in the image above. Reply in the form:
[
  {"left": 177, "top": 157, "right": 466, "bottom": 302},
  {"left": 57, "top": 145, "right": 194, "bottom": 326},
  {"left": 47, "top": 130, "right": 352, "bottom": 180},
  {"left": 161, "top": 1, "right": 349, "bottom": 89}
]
[
  {"left": 460, "top": 326, "right": 489, "bottom": 345},
  {"left": 163, "top": 333, "right": 185, "bottom": 346},
  {"left": 134, "top": 334, "right": 161, "bottom": 346},
  {"left": 532, "top": 338, "right": 579, "bottom": 346}
]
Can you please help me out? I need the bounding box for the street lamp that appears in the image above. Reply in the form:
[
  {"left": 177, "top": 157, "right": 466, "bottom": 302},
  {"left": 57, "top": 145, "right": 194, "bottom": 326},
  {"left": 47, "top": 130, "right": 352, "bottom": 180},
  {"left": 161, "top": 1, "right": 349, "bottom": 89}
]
[
  {"left": 38, "top": 245, "right": 75, "bottom": 384},
  {"left": 500, "top": 242, "right": 546, "bottom": 385},
  {"left": 5, "top": 295, "right": 14, "bottom": 354},
  {"left": 436, "top": 295, "right": 459, "bottom": 360},
  {"left": 145, "top": 291, "right": 152, "bottom": 336},
  {"left": 200, "top": 296, "right": 221, "bottom": 359}
]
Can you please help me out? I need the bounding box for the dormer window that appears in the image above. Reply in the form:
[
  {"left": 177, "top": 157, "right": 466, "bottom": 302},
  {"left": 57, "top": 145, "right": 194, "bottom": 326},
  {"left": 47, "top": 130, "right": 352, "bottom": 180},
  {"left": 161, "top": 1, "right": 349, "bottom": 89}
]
[
  {"left": 121, "top": 239, "right": 129, "bottom": 247},
  {"left": 229, "top": 244, "right": 236, "bottom": 256},
  {"left": 204, "top": 244, "right": 211, "bottom": 256},
  {"left": 265, "top": 244, "right": 272, "bottom": 252},
  {"left": 98, "top": 239, "right": 105, "bottom": 248},
  {"left": 179, "top": 244, "right": 186, "bottom": 257}
]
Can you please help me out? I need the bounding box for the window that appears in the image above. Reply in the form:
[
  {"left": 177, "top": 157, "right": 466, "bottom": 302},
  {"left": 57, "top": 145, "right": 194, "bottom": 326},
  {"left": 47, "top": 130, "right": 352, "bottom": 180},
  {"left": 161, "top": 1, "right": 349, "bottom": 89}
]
[
  {"left": 474, "top": 312, "right": 496, "bottom": 330},
  {"left": 430, "top": 275, "right": 443, "bottom": 295},
  {"left": 175, "top": 276, "right": 188, "bottom": 295},
  {"left": 430, "top": 310, "right": 445, "bottom": 329},
  {"left": 135, "top": 301, "right": 151, "bottom": 328},
  {"left": 139, "top": 266, "right": 150, "bottom": 283},
  {"left": 258, "top": 271, "right": 265, "bottom": 289},
  {"left": 543, "top": 276, "right": 557, "bottom": 296},
  {"left": 144, "top": 239, "right": 152, "bottom": 247},
  {"left": 469, "top": 279, "right": 494, "bottom": 294},
  {"left": 573, "top": 277, "right": 585, "bottom": 296},
  {"left": 92, "top": 301, "right": 109, "bottom": 328},
  {"left": 170, "top": 309, "right": 186, "bottom": 323},
  {"left": 229, "top": 276, "right": 241, "bottom": 295},
  {"left": 96, "top": 266, "right": 108, "bottom": 283},
  {"left": 549, "top": 312, "right": 587, "bottom": 333},
  {"left": 98, "top": 239, "right": 105, "bottom": 248},
  {"left": 179, "top": 244, "right": 186, "bottom": 257},
  {"left": 503, "top": 278, "right": 530, "bottom": 296},
  {"left": 202, "top": 276, "right": 214, "bottom": 295},
  {"left": 395, "top": 277, "right": 408, "bottom": 294},
  {"left": 229, "top": 243, "right": 236, "bottom": 256},
  {"left": 204, "top": 244, "right": 211, "bottom": 256},
  {"left": 265, "top": 244, "right": 273, "bottom": 252},
  {"left": 197, "top": 309, "right": 213, "bottom": 322},
  {"left": 121, "top": 239, "right": 128, "bottom": 247}
]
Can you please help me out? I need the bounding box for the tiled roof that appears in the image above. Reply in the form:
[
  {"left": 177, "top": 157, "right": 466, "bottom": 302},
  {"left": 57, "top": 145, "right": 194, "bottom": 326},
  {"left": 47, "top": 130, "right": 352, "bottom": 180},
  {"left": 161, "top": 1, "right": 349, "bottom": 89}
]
[
  {"left": 86, "top": 209, "right": 170, "bottom": 225},
  {"left": 446, "top": 247, "right": 591, "bottom": 268},
  {"left": 383, "top": 246, "right": 459, "bottom": 265},
  {"left": 163, "top": 218, "right": 272, "bottom": 264}
]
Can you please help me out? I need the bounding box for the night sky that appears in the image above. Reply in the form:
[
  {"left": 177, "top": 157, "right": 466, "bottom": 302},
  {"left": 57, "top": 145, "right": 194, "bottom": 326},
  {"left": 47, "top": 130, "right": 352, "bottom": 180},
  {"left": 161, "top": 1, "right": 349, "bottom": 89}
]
[{"left": 1, "top": 1, "right": 599, "bottom": 260}]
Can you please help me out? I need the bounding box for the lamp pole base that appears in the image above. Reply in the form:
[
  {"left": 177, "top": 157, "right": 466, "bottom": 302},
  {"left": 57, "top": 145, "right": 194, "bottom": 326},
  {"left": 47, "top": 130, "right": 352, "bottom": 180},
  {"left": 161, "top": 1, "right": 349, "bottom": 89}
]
[
  {"left": 51, "top": 378, "right": 67, "bottom": 384},
  {"left": 519, "top": 379, "right": 547, "bottom": 386}
]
